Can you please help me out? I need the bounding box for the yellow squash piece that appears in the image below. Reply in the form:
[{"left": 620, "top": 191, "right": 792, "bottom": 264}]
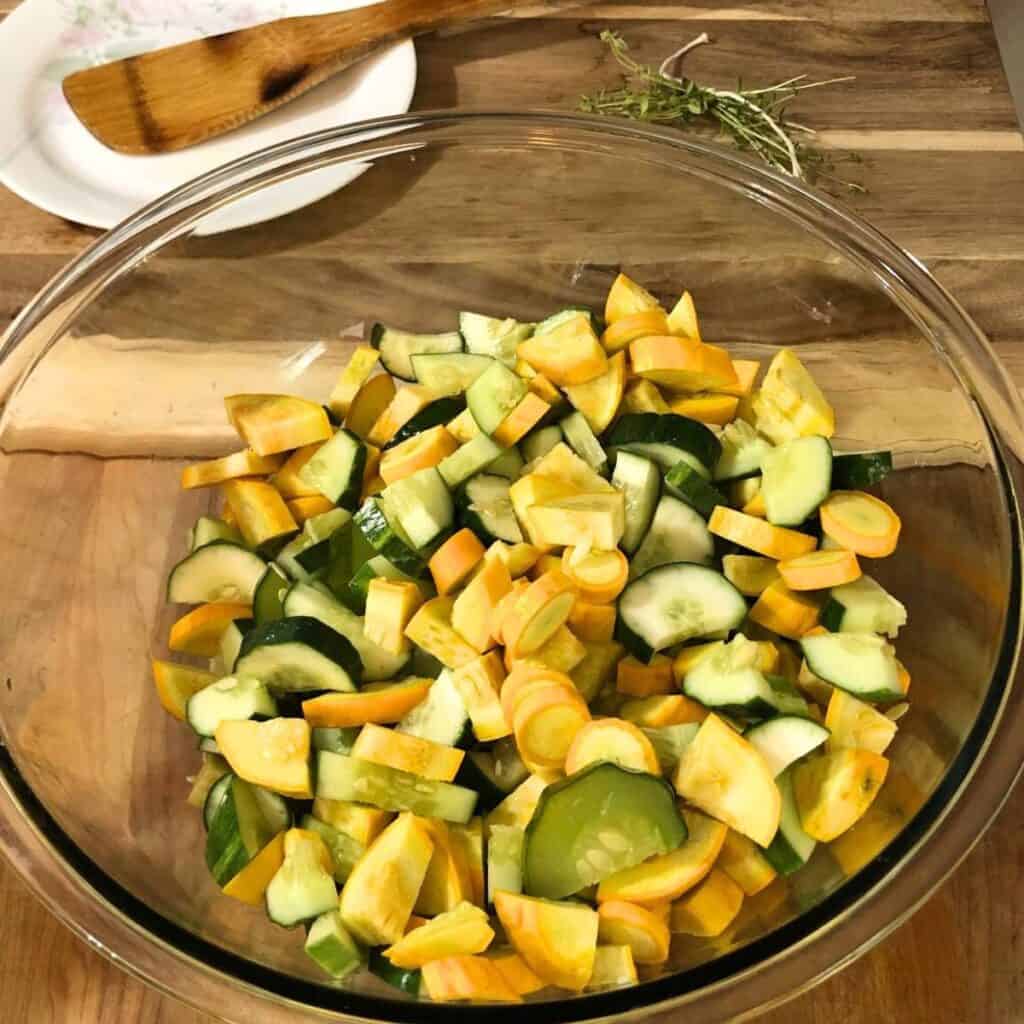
[
  {"left": 748, "top": 579, "right": 822, "bottom": 639},
  {"left": 151, "top": 660, "right": 216, "bottom": 720},
  {"left": 601, "top": 310, "right": 669, "bottom": 354},
  {"left": 452, "top": 652, "right": 512, "bottom": 742},
  {"left": 271, "top": 443, "right": 323, "bottom": 498},
  {"left": 366, "top": 386, "right": 436, "bottom": 448},
  {"left": 563, "top": 352, "right": 627, "bottom": 434},
  {"left": 302, "top": 679, "right": 431, "bottom": 728},
  {"left": 486, "top": 774, "right": 549, "bottom": 832},
  {"left": 570, "top": 640, "right": 625, "bottom": 704},
  {"left": 518, "top": 314, "right": 608, "bottom": 386},
  {"left": 621, "top": 378, "right": 670, "bottom": 414},
  {"left": 616, "top": 654, "right": 675, "bottom": 698},
  {"left": 567, "top": 601, "right": 617, "bottom": 644},
  {"left": 564, "top": 718, "right": 660, "bottom": 776},
  {"left": 507, "top": 623, "right": 586, "bottom": 675},
  {"left": 404, "top": 597, "right": 480, "bottom": 669},
  {"left": 597, "top": 900, "right": 670, "bottom": 964},
  {"left": 168, "top": 602, "right": 251, "bottom": 657},
  {"left": 720, "top": 359, "right": 760, "bottom": 398},
  {"left": 716, "top": 829, "right": 777, "bottom": 896},
  {"left": 674, "top": 714, "right": 781, "bottom": 847},
  {"left": 755, "top": 348, "right": 835, "bottom": 440},
  {"left": 351, "top": 722, "right": 464, "bottom": 783},
  {"left": 666, "top": 289, "right": 701, "bottom": 340},
  {"left": 430, "top": 529, "right": 487, "bottom": 596},
  {"left": 528, "top": 493, "right": 625, "bottom": 551},
  {"left": 453, "top": 554, "right": 513, "bottom": 654},
  {"left": 286, "top": 495, "right": 335, "bottom": 524},
  {"left": 385, "top": 903, "right": 494, "bottom": 969},
  {"left": 364, "top": 579, "right": 422, "bottom": 655},
  {"left": 631, "top": 336, "right": 739, "bottom": 393},
  {"left": 819, "top": 490, "right": 901, "bottom": 558},
  {"left": 222, "top": 478, "right": 298, "bottom": 548},
  {"left": 778, "top": 548, "right": 861, "bottom": 591},
  {"left": 561, "top": 546, "right": 629, "bottom": 604},
  {"left": 792, "top": 749, "right": 890, "bottom": 842},
  {"left": 825, "top": 688, "right": 898, "bottom": 755},
  {"left": 531, "top": 442, "right": 617, "bottom": 493},
  {"left": 488, "top": 951, "right": 546, "bottom": 995},
  {"left": 722, "top": 554, "right": 780, "bottom": 597},
  {"left": 709, "top": 506, "right": 817, "bottom": 561},
  {"left": 216, "top": 718, "right": 313, "bottom": 798},
  {"left": 513, "top": 684, "right": 591, "bottom": 772},
  {"left": 620, "top": 694, "right": 707, "bottom": 728},
  {"left": 328, "top": 345, "right": 381, "bottom": 419},
  {"left": 525, "top": 372, "right": 564, "bottom": 410},
  {"left": 312, "top": 799, "right": 393, "bottom": 847},
  {"left": 669, "top": 393, "right": 739, "bottom": 426},
  {"left": 380, "top": 425, "right": 459, "bottom": 485},
  {"left": 492, "top": 393, "right": 551, "bottom": 448},
  {"left": 421, "top": 955, "right": 521, "bottom": 1003},
  {"left": 345, "top": 372, "right": 397, "bottom": 441},
  {"left": 449, "top": 818, "right": 486, "bottom": 907},
  {"left": 447, "top": 407, "right": 481, "bottom": 444},
  {"left": 493, "top": 892, "right": 599, "bottom": 991},
  {"left": 596, "top": 809, "right": 726, "bottom": 905},
  {"left": 585, "top": 945, "right": 638, "bottom": 990},
  {"left": 502, "top": 570, "right": 578, "bottom": 659},
  {"left": 417, "top": 819, "right": 475, "bottom": 916},
  {"left": 181, "top": 449, "right": 284, "bottom": 490},
  {"left": 340, "top": 813, "right": 435, "bottom": 945},
  {"left": 222, "top": 831, "right": 286, "bottom": 905},
  {"left": 605, "top": 273, "right": 662, "bottom": 325},
  {"left": 669, "top": 867, "right": 744, "bottom": 937},
  {"left": 224, "top": 394, "right": 332, "bottom": 456},
  {"left": 486, "top": 541, "right": 541, "bottom": 579}
]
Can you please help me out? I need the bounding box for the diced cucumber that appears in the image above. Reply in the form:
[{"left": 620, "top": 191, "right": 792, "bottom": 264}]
[
  {"left": 764, "top": 769, "right": 816, "bottom": 875},
  {"left": 800, "top": 633, "right": 904, "bottom": 702},
  {"left": 397, "top": 669, "right": 471, "bottom": 746},
  {"left": 487, "top": 825, "right": 525, "bottom": 902},
  {"left": 640, "top": 723, "right": 700, "bottom": 774},
  {"left": 316, "top": 752, "right": 478, "bottom": 823},
  {"left": 819, "top": 575, "right": 907, "bottom": 638},
  {"left": 299, "top": 814, "right": 365, "bottom": 882},
  {"left": 744, "top": 715, "right": 829, "bottom": 776},
  {"left": 382, "top": 468, "right": 454, "bottom": 551},
  {"left": 459, "top": 311, "right": 534, "bottom": 366},
  {"left": 458, "top": 474, "right": 523, "bottom": 544},
  {"left": 354, "top": 498, "right": 425, "bottom": 576},
  {"left": 611, "top": 450, "right": 661, "bottom": 555},
  {"left": 311, "top": 726, "right": 360, "bottom": 754},
  {"left": 370, "top": 323, "right": 463, "bottom": 382},
  {"left": 560, "top": 412, "right": 607, "bottom": 473},
  {"left": 187, "top": 676, "right": 276, "bottom": 737},
  {"left": 368, "top": 950, "right": 422, "bottom": 996},
  {"left": 235, "top": 616, "right": 362, "bottom": 693},
  {"left": 386, "top": 396, "right": 465, "bottom": 450},
  {"left": 202, "top": 773, "right": 233, "bottom": 832},
  {"left": 486, "top": 446, "right": 526, "bottom": 481},
  {"left": 521, "top": 425, "right": 564, "bottom": 464},
  {"left": 253, "top": 564, "right": 289, "bottom": 624},
  {"left": 298, "top": 429, "right": 366, "bottom": 508},
  {"left": 616, "top": 563, "right": 747, "bottom": 660},
  {"left": 534, "top": 307, "right": 599, "bottom": 337},
  {"left": 456, "top": 746, "right": 526, "bottom": 814},
  {"left": 411, "top": 352, "right": 495, "bottom": 396},
  {"left": 715, "top": 420, "right": 774, "bottom": 482},
  {"left": 608, "top": 413, "right": 721, "bottom": 477},
  {"left": 204, "top": 775, "right": 283, "bottom": 886},
  {"left": 167, "top": 541, "right": 267, "bottom": 605},
  {"left": 219, "top": 617, "right": 255, "bottom": 672},
  {"left": 466, "top": 361, "right": 529, "bottom": 435},
  {"left": 831, "top": 450, "right": 893, "bottom": 489},
  {"left": 266, "top": 830, "right": 339, "bottom": 927},
  {"left": 761, "top": 435, "right": 832, "bottom": 526},
  {"left": 664, "top": 461, "right": 728, "bottom": 520},
  {"left": 629, "top": 495, "right": 714, "bottom": 580},
  {"left": 522, "top": 762, "right": 687, "bottom": 899},
  {"left": 283, "top": 582, "right": 410, "bottom": 682},
  {"left": 189, "top": 516, "right": 244, "bottom": 552},
  {"left": 683, "top": 636, "right": 788, "bottom": 718},
  {"left": 277, "top": 508, "right": 350, "bottom": 580},
  {"left": 437, "top": 432, "right": 504, "bottom": 489},
  {"left": 305, "top": 910, "right": 364, "bottom": 979}
]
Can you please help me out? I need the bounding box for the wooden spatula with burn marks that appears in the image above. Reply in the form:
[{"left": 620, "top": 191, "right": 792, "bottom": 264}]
[{"left": 62, "top": 0, "right": 532, "bottom": 155}]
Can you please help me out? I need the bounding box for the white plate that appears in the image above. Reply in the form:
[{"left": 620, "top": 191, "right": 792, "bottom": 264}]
[{"left": 0, "top": 0, "right": 416, "bottom": 234}]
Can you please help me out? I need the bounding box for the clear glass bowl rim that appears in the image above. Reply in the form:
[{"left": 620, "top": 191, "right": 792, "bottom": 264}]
[{"left": 1, "top": 110, "right": 1023, "bottom": 1024}]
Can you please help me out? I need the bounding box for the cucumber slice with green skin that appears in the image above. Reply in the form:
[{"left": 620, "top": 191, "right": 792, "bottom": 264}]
[
  {"left": 455, "top": 748, "right": 525, "bottom": 814},
  {"left": 411, "top": 352, "right": 495, "bottom": 396},
  {"left": 299, "top": 429, "right": 366, "bottom": 509},
  {"left": 189, "top": 516, "right": 244, "bottom": 552},
  {"left": 522, "top": 762, "right": 687, "bottom": 900},
  {"left": 629, "top": 495, "right": 715, "bottom": 580},
  {"left": 800, "top": 633, "right": 904, "bottom": 702},
  {"left": 490, "top": 736, "right": 531, "bottom": 792},
  {"left": 320, "top": 525, "right": 355, "bottom": 598},
  {"left": 187, "top": 675, "right": 276, "bottom": 737},
  {"left": 295, "top": 522, "right": 350, "bottom": 576},
  {"left": 608, "top": 414, "right": 721, "bottom": 477},
  {"left": 761, "top": 436, "right": 832, "bottom": 526},
  {"left": 368, "top": 949, "right": 422, "bottom": 996},
  {"left": 304, "top": 910, "right": 364, "bottom": 979},
  {"left": 265, "top": 831, "right": 339, "bottom": 928},
  {"left": 611, "top": 450, "right": 661, "bottom": 555},
  {"left": 370, "top": 323, "right": 463, "bottom": 382},
  {"left": 437, "top": 432, "right": 505, "bottom": 489},
  {"left": 534, "top": 307, "right": 600, "bottom": 337},
  {"left": 167, "top": 541, "right": 267, "bottom": 605},
  {"left": 683, "top": 641, "right": 784, "bottom": 719},
  {"left": 466, "top": 361, "right": 529, "bottom": 435},
  {"left": 487, "top": 825, "right": 525, "bottom": 902},
  {"left": 486, "top": 445, "right": 526, "bottom": 481},
  {"left": 386, "top": 396, "right": 466, "bottom": 450},
  {"left": 458, "top": 474, "right": 523, "bottom": 544},
  {"left": 276, "top": 509, "right": 350, "bottom": 581},
  {"left": 831, "top": 451, "right": 893, "bottom": 489},
  {"left": 714, "top": 420, "right": 775, "bottom": 482},
  {"left": 521, "top": 425, "right": 564, "bottom": 465},
  {"left": 354, "top": 498, "right": 425, "bottom": 576},
  {"left": 219, "top": 617, "right": 255, "bottom": 672},
  {"left": 765, "top": 675, "right": 812, "bottom": 717},
  {"left": 819, "top": 575, "right": 907, "bottom": 638},
  {"left": 764, "top": 768, "right": 816, "bottom": 875},
  {"left": 283, "top": 582, "right": 410, "bottom": 683},
  {"left": 204, "top": 775, "right": 283, "bottom": 886},
  {"left": 396, "top": 669, "right": 471, "bottom": 747},
  {"left": 254, "top": 564, "right": 289, "bottom": 624},
  {"left": 459, "top": 311, "right": 534, "bottom": 366},
  {"left": 664, "top": 461, "right": 728, "bottom": 520},
  {"left": 744, "top": 715, "right": 829, "bottom": 777},
  {"left": 275, "top": 534, "right": 318, "bottom": 583},
  {"left": 560, "top": 412, "right": 608, "bottom": 473},
  {"left": 382, "top": 468, "right": 454, "bottom": 552},
  {"left": 311, "top": 726, "right": 360, "bottom": 754},
  {"left": 235, "top": 616, "right": 362, "bottom": 693},
  {"left": 316, "top": 752, "right": 478, "bottom": 823},
  {"left": 640, "top": 723, "right": 700, "bottom": 774},
  {"left": 616, "top": 563, "right": 748, "bottom": 661},
  {"left": 299, "top": 814, "right": 366, "bottom": 882}
]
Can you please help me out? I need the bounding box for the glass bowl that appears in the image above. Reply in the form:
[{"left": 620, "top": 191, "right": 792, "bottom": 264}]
[{"left": 1, "top": 111, "right": 1023, "bottom": 1024}]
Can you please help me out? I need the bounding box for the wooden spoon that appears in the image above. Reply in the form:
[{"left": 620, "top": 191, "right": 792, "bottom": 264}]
[{"left": 62, "top": 0, "right": 531, "bottom": 155}]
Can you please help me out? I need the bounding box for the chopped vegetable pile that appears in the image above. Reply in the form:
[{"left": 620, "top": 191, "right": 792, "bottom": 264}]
[{"left": 156, "top": 273, "right": 909, "bottom": 1001}]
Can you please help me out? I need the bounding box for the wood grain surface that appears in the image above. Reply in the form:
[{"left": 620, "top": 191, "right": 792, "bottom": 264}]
[{"left": 1, "top": 0, "right": 1022, "bottom": 1021}]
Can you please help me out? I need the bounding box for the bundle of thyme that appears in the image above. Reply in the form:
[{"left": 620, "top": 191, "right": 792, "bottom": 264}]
[{"left": 580, "top": 31, "right": 863, "bottom": 191}]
